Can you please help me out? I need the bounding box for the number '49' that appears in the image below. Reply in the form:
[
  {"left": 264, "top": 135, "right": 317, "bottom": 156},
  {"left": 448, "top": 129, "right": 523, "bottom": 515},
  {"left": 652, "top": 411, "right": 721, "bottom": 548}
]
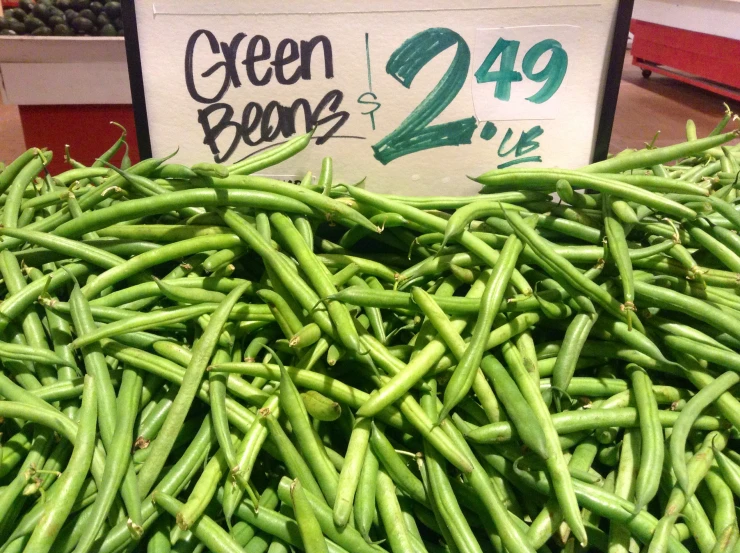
[{"left": 474, "top": 37, "right": 568, "bottom": 104}]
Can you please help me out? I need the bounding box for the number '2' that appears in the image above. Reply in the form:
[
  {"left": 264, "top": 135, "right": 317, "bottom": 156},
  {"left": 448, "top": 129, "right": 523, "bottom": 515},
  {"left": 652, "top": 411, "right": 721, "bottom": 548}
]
[{"left": 372, "top": 28, "right": 477, "bottom": 165}]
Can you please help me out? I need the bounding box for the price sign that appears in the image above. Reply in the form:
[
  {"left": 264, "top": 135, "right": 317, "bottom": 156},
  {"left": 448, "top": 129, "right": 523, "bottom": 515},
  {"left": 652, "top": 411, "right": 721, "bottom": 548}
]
[{"left": 123, "top": 0, "right": 633, "bottom": 195}]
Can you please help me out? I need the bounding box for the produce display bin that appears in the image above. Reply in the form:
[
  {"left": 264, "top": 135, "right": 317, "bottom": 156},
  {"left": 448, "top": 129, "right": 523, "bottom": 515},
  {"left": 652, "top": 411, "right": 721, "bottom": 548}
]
[
  {"left": 630, "top": 0, "right": 740, "bottom": 101},
  {"left": 0, "top": 35, "right": 137, "bottom": 173}
]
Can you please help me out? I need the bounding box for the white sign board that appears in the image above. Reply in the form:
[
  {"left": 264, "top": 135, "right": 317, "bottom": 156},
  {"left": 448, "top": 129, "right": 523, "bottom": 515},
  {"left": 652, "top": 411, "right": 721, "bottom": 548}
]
[{"left": 123, "top": 0, "right": 632, "bottom": 195}]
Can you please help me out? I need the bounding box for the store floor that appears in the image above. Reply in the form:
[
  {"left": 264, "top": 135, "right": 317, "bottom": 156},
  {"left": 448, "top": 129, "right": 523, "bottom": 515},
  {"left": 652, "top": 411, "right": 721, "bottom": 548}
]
[{"left": 1, "top": 53, "right": 738, "bottom": 166}]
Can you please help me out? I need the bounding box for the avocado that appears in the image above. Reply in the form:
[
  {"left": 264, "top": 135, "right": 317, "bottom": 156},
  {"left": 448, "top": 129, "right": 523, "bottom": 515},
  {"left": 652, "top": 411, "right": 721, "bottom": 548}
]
[
  {"left": 116, "top": 28, "right": 123, "bottom": 36},
  {"left": 52, "top": 22, "right": 73, "bottom": 35},
  {"left": 103, "top": 1, "right": 120, "bottom": 19},
  {"left": 55, "top": 0, "right": 71, "bottom": 9},
  {"left": 32, "top": 3, "right": 51, "bottom": 21},
  {"left": 99, "top": 22, "right": 115, "bottom": 36},
  {"left": 71, "top": 0, "right": 90, "bottom": 10},
  {"left": 64, "top": 9, "right": 77, "bottom": 23},
  {"left": 47, "top": 14, "right": 64, "bottom": 27},
  {"left": 113, "top": 16, "right": 123, "bottom": 30},
  {"left": 31, "top": 25, "right": 52, "bottom": 35},
  {"left": 24, "top": 16, "right": 44, "bottom": 32},
  {"left": 95, "top": 12, "right": 109, "bottom": 26},
  {"left": 0, "top": 29, "right": 17, "bottom": 35},
  {"left": 89, "top": 1, "right": 103, "bottom": 15},
  {"left": 10, "top": 8, "right": 28, "bottom": 21},
  {"left": 8, "top": 18, "right": 27, "bottom": 33},
  {"left": 78, "top": 8, "right": 94, "bottom": 20},
  {"left": 19, "top": 0, "right": 35, "bottom": 13},
  {"left": 70, "top": 15, "right": 94, "bottom": 33}
]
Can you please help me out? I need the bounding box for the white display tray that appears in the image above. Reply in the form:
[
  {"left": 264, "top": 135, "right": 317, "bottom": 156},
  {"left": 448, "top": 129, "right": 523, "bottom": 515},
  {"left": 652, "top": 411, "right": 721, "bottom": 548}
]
[
  {"left": 0, "top": 36, "right": 131, "bottom": 105},
  {"left": 633, "top": 0, "right": 740, "bottom": 41}
]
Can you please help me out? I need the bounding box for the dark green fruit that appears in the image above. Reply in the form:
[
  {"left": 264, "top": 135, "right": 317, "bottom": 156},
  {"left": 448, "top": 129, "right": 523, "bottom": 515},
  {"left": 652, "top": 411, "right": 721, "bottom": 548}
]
[
  {"left": 10, "top": 9, "right": 28, "bottom": 21},
  {"left": 113, "top": 16, "right": 123, "bottom": 30},
  {"left": 8, "top": 18, "right": 27, "bottom": 34},
  {"left": 89, "top": 1, "right": 103, "bottom": 14},
  {"left": 52, "top": 22, "right": 73, "bottom": 35},
  {"left": 31, "top": 25, "right": 52, "bottom": 35},
  {"left": 19, "top": 0, "right": 35, "bottom": 13},
  {"left": 0, "top": 29, "right": 17, "bottom": 35},
  {"left": 103, "top": 1, "right": 120, "bottom": 19},
  {"left": 64, "top": 9, "right": 77, "bottom": 23},
  {"left": 116, "top": 28, "right": 123, "bottom": 36},
  {"left": 55, "top": 0, "right": 71, "bottom": 9},
  {"left": 0, "top": 18, "right": 8, "bottom": 31},
  {"left": 47, "top": 14, "right": 64, "bottom": 27},
  {"left": 78, "top": 8, "right": 94, "bottom": 20},
  {"left": 70, "top": 16, "right": 94, "bottom": 33},
  {"left": 98, "top": 22, "right": 115, "bottom": 36},
  {"left": 95, "top": 12, "right": 109, "bottom": 26},
  {"left": 24, "top": 16, "right": 44, "bottom": 32},
  {"left": 70, "top": 0, "right": 90, "bottom": 10},
  {"left": 32, "top": 2, "right": 50, "bottom": 20}
]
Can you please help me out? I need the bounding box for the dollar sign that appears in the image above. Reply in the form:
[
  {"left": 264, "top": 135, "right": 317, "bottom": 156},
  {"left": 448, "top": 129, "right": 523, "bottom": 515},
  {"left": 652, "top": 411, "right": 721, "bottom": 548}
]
[{"left": 357, "top": 92, "right": 381, "bottom": 131}]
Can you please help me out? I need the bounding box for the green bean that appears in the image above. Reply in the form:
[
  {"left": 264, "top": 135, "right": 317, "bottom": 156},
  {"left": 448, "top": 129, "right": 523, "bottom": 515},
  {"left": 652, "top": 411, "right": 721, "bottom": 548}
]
[
  {"left": 604, "top": 195, "right": 636, "bottom": 327},
  {"left": 154, "top": 492, "right": 250, "bottom": 553},
  {"left": 441, "top": 230, "right": 526, "bottom": 420},
  {"left": 581, "top": 131, "right": 739, "bottom": 173},
  {"left": 477, "top": 169, "right": 697, "bottom": 220},
  {"left": 440, "top": 416, "right": 537, "bottom": 553},
  {"left": 177, "top": 442, "right": 231, "bottom": 530},
  {"left": 262, "top": 412, "right": 323, "bottom": 499},
  {"left": 318, "top": 253, "right": 398, "bottom": 283},
  {"left": 609, "top": 429, "right": 639, "bottom": 553},
  {"left": 704, "top": 468, "right": 736, "bottom": 537},
  {"left": 210, "top": 361, "right": 406, "bottom": 430},
  {"left": 634, "top": 281, "right": 740, "bottom": 340},
  {"left": 274, "top": 348, "right": 339, "bottom": 506},
  {"left": 227, "top": 131, "right": 313, "bottom": 175},
  {"left": 290, "top": 479, "right": 329, "bottom": 553},
  {"left": 73, "top": 365, "right": 143, "bottom": 553},
  {"left": 223, "top": 394, "right": 278, "bottom": 522},
  {"left": 411, "top": 286, "right": 547, "bottom": 457},
  {"left": 3, "top": 151, "right": 50, "bottom": 229},
  {"left": 209, "top": 349, "right": 236, "bottom": 469},
  {"left": 420, "top": 393, "right": 483, "bottom": 553},
  {"left": 344, "top": 186, "right": 531, "bottom": 293},
  {"left": 508, "top": 210, "right": 642, "bottom": 331},
  {"left": 301, "top": 391, "right": 341, "bottom": 422},
  {"left": 137, "top": 282, "right": 251, "bottom": 496},
  {"left": 221, "top": 208, "right": 339, "bottom": 342},
  {"left": 354, "top": 447, "right": 379, "bottom": 541},
  {"left": 625, "top": 365, "right": 664, "bottom": 513},
  {"left": 588, "top": 174, "right": 709, "bottom": 196},
  {"left": 501, "top": 341, "right": 587, "bottom": 546},
  {"left": 0, "top": 341, "right": 77, "bottom": 369},
  {"left": 0, "top": 227, "right": 124, "bottom": 269},
  {"left": 50, "top": 189, "right": 311, "bottom": 242},
  {"left": 22, "top": 376, "right": 96, "bottom": 553},
  {"left": 713, "top": 447, "right": 740, "bottom": 499},
  {"left": 648, "top": 515, "right": 681, "bottom": 553},
  {"left": 0, "top": 148, "right": 43, "bottom": 195},
  {"left": 68, "top": 282, "right": 143, "bottom": 523},
  {"left": 369, "top": 422, "right": 427, "bottom": 505},
  {"left": 376, "top": 469, "right": 417, "bottom": 553},
  {"left": 257, "top": 289, "right": 303, "bottom": 336},
  {"left": 670, "top": 372, "right": 739, "bottom": 495}
]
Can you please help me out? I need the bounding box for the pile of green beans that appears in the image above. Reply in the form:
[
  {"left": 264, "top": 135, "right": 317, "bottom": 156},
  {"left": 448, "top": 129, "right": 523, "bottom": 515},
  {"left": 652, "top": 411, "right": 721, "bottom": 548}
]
[{"left": 0, "top": 114, "right": 739, "bottom": 553}]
